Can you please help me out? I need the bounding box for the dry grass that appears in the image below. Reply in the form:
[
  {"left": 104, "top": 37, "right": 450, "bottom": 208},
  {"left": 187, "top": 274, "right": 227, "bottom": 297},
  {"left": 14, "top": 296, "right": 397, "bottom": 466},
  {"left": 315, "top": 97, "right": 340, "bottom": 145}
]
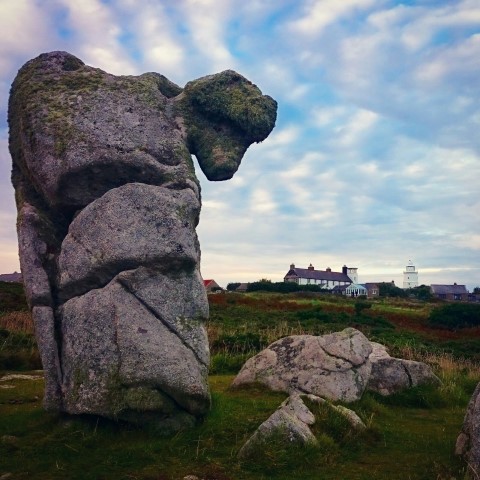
[
  {"left": 396, "top": 344, "right": 480, "bottom": 376},
  {"left": 0, "top": 311, "right": 34, "bottom": 334},
  {"left": 395, "top": 344, "right": 480, "bottom": 401},
  {"left": 206, "top": 320, "right": 308, "bottom": 349}
]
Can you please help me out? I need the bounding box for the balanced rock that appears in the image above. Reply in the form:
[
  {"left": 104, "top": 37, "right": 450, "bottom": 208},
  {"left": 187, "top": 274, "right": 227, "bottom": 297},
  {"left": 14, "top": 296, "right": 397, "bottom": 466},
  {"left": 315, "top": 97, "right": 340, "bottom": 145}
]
[
  {"left": 232, "top": 328, "right": 439, "bottom": 402},
  {"left": 9, "top": 51, "right": 277, "bottom": 429},
  {"left": 456, "top": 382, "right": 480, "bottom": 476}
]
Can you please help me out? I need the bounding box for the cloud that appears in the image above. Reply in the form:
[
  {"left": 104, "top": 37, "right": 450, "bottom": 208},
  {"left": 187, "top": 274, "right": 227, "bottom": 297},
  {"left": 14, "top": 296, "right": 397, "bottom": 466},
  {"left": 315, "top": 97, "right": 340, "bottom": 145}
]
[
  {"left": 0, "top": 0, "right": 479, "bottom": 291},
  {"left": 56, "top": 0, "right": 137, "bottom": 75},
  {"left": 289, "top": 0, "right": 378, "bottom": 36},
  {"left": 181, "top": 0, "right": 236, "bottom": 73},
  {"left": 415, "top": 33, "right": 480, "bottom": 86},
  {"left": 261, "top": 125, "right": 300, "bottom": 147},
  {"left": 119, "top": 1, "right": 186, "bottom": 79},
  {"left": 335, "top": 109, "right": 378, "bottom": 147},
  {"left": 0, "top": 0, "right": 56, "bottom": 77}
]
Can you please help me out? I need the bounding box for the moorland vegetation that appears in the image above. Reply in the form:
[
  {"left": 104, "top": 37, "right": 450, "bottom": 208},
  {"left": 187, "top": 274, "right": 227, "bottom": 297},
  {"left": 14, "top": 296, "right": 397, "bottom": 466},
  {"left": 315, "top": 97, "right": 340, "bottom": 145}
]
[{"left": 1, "top": 281, "right": 480, "bottom": 479}]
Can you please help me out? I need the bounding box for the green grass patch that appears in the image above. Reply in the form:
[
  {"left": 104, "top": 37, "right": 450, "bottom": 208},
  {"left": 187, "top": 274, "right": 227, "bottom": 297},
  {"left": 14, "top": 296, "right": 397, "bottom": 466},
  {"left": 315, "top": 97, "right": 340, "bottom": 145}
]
[{"left": 0, "top": 373, "right": 472, "bottom": 479}]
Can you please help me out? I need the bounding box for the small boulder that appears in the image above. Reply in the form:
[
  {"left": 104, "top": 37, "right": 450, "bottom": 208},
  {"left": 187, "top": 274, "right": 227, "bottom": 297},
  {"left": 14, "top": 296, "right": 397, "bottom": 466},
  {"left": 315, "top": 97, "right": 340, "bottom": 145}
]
[
  {"left": 367, "top": 347, "right": 440, "bottom": 396},
  {"left": 238, "top": 394, "right": 317, "bottom": 459}
]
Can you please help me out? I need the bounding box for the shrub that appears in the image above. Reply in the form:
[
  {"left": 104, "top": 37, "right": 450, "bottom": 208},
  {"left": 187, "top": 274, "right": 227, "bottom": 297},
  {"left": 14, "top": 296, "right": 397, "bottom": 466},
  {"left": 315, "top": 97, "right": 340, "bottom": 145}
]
[
  {"left": 0, "top": 281, "right": 28, "bottom": 312},
  {"left": 246, "top": 281, "right": 327, "bottom": 294},
  {"left": 0, "top": 329, "right": 41, "bottom": 370},
  {"left": 428, "top": 303, "right": 480, "bottom": 330},
  {"left": 354, "top": 301, "right": 372, "bottom": 316}
]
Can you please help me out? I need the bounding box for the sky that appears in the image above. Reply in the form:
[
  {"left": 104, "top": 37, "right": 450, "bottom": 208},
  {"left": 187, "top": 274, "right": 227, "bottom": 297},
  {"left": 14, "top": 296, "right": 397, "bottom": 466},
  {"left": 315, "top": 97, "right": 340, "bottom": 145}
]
[{"left": 0, "top": 0, "right": 479, "bottom": 290}]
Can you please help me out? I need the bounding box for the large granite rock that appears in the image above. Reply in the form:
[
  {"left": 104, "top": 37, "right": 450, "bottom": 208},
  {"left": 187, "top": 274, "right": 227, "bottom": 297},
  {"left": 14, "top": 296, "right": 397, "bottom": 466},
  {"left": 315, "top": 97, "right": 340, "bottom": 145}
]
[
  {"left": 232, "top": 328, "right": 373, "bottom": 402},
  {"left": 9, "top": 51, "right": 277, "bottom": 428},
  {"left": 232, "top": 328, "right": 439, "bottom": 402},
  {"left": 456, "top": 382, "right": 480, "bottom": 477}
]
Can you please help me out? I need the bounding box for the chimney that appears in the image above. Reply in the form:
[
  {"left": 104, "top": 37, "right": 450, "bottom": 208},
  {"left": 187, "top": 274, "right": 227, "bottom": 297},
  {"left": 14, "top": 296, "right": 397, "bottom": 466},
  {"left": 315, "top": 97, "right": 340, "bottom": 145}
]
[
  {"left": 290, "top": 263, "right": 295, "bottom": 270},
  {"left": 342, "top": 265, "right": 347, "bottom": 275},
  {"left": 308, "top": 263, "right": 314, "bottom": 271},
  {"left": 326, "top": 267, "right": 331, "bottom": 272}
]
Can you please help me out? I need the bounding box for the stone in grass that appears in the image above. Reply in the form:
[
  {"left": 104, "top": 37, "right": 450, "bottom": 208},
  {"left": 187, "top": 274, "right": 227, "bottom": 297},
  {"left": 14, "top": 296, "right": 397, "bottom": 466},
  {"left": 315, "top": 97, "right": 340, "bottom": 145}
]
[
  {"left": 456, "top": 381, "right": 480, "bottom": 478},
  {"left": 238, "top": 394, "right": 317, "bottom": 459},
  {"left": 232, "top": 328, "right": 373, "bottom": 402},
  {"left": 233, "top": 329, "right": 440, "bottom": 402},
  {"left": 366, "top": 344, "right": 440, "bottom": 396}
]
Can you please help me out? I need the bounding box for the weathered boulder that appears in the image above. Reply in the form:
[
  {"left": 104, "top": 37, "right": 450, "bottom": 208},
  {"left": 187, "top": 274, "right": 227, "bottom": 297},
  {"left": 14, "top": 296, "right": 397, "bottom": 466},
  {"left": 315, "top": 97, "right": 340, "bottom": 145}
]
[
  {"left": 456, "top": 382, "right": 480, "bottom": 477},
  {"left": 9, "top": 51, "right": 277, "bottom": 429},
  {"left": 232, "top": 329, "right": 439, "bottom": 402},
  {"left": 366, "top": 344, "right": 440, "bottom": 396},
  {"left": 232, "top": 328, "right": 373, "bottom": 402},
  {"left": 238, "top": 394, "right": 317, "bottom": 459}
]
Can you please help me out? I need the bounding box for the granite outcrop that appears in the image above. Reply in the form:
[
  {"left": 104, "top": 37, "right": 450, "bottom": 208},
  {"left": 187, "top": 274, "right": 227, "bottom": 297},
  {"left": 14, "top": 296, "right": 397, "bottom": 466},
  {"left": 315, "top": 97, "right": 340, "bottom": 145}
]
[{"left": 9, "top": 51, "right": 277, "bottom": 429}]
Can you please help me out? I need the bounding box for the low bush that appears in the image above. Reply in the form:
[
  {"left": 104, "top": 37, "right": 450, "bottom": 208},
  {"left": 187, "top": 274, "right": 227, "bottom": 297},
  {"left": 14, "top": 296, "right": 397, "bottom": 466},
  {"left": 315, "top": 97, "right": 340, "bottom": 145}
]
[
  {"left": 246, "top": 281, "right": 328, "bottom": 294},
  {"left": 0, "top": 329, "right": 41, "bottom": 370},
  {"left": 429, "top": 303, "right": 480, "bottom": 330},
  {"left": 0, "top": 281, "right": 28, "bottom": 312}
]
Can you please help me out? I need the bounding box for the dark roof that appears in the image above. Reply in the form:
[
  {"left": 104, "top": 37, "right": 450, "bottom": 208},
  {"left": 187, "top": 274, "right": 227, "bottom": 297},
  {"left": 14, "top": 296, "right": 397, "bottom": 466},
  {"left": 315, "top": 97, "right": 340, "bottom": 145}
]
[
  {"left": 285, "top": 268, "right": 351, "bottom": 283},
  {"left": 0, "top": 272, "right": 22, "bottom": 282},
  {"left": 431, "top": 284, "right": 468, "bottom": 295}
]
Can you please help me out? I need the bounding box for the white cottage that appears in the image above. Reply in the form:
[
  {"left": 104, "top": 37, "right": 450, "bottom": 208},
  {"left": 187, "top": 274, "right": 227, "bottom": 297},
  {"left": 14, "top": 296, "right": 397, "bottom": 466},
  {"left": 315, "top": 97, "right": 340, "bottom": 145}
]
[{"left": 284, "top": 263, "right": 356, "bottom": 290}]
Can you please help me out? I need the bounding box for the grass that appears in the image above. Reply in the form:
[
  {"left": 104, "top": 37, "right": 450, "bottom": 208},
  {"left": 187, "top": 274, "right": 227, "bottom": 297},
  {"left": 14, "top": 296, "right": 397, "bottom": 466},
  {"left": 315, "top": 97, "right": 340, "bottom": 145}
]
[
  {"left": 208, "top": 292, "right": 480, "bottom": 363},
  {"left": 0, "top": 372, "right": 473, "bottom": 479},
  {"left": 1, "top": 287, "right": 479, "bottom": 478}
]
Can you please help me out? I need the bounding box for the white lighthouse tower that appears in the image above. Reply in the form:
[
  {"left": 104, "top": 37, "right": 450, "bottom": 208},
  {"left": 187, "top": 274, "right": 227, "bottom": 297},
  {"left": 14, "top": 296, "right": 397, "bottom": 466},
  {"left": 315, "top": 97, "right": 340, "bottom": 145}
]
[{"left": 403, "top": 260, "right": 418, "bottom": 289}]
